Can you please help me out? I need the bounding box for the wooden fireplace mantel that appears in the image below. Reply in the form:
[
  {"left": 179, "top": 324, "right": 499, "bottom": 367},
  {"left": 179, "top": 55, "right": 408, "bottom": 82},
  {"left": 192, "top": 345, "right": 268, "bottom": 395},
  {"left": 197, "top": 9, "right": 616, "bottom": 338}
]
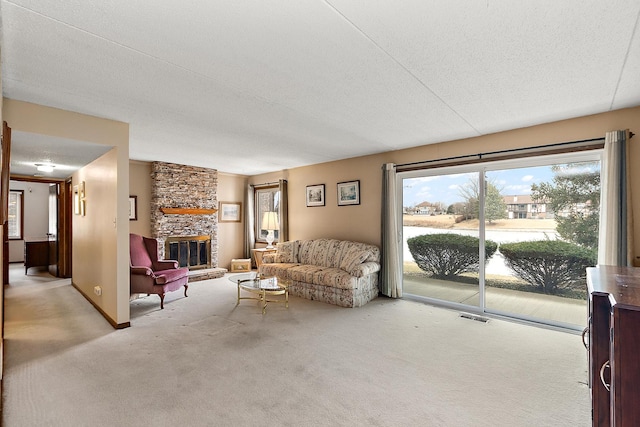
[{"left": 160, "top": 207, "right": 218, "bottom": 215}]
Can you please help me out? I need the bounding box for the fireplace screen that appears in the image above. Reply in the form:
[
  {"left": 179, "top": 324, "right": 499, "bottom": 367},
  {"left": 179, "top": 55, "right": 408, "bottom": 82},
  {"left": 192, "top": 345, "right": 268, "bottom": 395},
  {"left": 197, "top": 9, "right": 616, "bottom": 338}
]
[{"left": 165, "top": 236, "right": 211, "bottom": 270}]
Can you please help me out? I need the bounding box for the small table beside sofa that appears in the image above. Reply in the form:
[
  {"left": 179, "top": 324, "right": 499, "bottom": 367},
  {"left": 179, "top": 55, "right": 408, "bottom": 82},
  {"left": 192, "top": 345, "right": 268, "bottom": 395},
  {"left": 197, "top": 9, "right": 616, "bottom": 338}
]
[{"left": 258, "top": 238, "right": 380, "bottom": 308}]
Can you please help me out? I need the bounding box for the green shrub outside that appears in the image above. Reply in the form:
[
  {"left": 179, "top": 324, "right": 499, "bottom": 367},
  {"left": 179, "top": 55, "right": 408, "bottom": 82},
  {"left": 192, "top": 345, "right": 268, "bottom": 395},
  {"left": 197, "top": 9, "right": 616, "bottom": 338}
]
[
  {"left": 499, "top": 240, "right": 596, "bottom": 294},
  {"left": 407, "top": 233, "right": 498, "bottom": 279}
]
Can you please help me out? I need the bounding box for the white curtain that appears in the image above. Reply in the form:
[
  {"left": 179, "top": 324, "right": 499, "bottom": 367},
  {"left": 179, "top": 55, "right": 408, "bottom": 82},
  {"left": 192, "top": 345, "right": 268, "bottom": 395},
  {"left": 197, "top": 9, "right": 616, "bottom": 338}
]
[
  {"left": 278, "top": 179, "right": 289, "bottom": 242},
  {"left": 598, "top": 130, "right": 633, "bottom": 266},
  {"left": 380, "top": 163, "right": 402, "bottom": 298}
]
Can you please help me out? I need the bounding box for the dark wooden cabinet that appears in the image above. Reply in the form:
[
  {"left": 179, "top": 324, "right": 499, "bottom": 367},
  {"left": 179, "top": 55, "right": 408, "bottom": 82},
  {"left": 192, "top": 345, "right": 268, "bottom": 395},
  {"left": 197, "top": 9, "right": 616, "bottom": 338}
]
[
  {"left": 24, "top": 240, "right": 49, "bottom": 274},
  {"left": 587, "top": 266, "right": 640, "bottom": 427}
]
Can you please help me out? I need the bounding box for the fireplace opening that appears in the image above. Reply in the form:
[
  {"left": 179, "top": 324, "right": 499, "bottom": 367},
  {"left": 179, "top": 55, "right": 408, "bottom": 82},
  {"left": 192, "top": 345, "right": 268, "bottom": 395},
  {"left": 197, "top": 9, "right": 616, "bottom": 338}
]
[{"left": 165, "top": 236, "right": 211, "bottom": 270}]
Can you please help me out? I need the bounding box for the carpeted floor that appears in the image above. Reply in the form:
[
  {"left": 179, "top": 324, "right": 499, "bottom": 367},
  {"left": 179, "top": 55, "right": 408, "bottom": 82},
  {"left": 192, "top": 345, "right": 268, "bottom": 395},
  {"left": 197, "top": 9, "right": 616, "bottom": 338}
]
[{"left": 2, "top": 266, "right": 591, "bottom": 426}]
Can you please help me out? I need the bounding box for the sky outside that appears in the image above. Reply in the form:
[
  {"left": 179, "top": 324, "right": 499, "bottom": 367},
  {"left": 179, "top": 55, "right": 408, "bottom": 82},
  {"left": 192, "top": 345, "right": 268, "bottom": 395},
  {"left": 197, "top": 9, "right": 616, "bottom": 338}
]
[{"left": 402, "top": 162, "right": 600, "bottom": 208}]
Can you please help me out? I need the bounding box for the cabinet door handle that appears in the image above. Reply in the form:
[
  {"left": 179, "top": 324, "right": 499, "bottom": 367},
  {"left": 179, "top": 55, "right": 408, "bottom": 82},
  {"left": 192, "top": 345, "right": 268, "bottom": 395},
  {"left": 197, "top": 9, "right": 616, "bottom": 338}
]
[
  {"left": 600, "top": 360, "right": 611, "bottom": 392},
  {"left": 581, "top": 326, "right": 589, "bottom": 350}
]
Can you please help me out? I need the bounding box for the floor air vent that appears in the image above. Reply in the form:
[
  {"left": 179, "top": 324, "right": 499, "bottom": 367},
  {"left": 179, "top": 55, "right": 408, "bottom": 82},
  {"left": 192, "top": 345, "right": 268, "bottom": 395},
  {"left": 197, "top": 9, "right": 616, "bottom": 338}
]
[{"left": 459, "top": 313, "right": 490, "bottom": 323}]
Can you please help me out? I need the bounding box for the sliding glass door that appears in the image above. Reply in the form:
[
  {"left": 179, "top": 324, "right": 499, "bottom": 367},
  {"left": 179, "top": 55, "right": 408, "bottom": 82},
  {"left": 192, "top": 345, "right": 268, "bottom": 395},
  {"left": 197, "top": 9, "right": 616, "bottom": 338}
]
[
  {"left": 402, "top": 169, "right": 482, "bottom": 309},
  {"left": 400, "top": 152, "right": 601, "bottom": 329}
]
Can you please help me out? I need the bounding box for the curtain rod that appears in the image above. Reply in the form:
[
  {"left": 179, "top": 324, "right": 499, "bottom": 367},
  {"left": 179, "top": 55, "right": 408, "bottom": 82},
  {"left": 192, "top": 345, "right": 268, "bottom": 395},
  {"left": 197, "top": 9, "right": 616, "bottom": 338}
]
[
  {"left": 254, "top": 181, "right": 280, "bottom": 187},
  {"left": 396, "top": 136, "right": 606, "bottom": 171}
]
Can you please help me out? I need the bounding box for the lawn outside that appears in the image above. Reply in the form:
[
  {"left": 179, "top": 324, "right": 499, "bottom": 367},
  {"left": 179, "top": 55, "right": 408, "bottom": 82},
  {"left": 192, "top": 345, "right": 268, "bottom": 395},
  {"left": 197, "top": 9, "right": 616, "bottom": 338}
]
[{"left": 403, "top": 214, "right": 557, "bottom": 231}]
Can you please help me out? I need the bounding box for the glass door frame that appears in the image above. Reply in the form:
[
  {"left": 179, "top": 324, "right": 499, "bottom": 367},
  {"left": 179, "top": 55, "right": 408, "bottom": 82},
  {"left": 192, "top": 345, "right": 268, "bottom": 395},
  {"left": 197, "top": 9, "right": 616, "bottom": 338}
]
[{"left": 397, "top": 150, "right": 602, "bottom": 331}]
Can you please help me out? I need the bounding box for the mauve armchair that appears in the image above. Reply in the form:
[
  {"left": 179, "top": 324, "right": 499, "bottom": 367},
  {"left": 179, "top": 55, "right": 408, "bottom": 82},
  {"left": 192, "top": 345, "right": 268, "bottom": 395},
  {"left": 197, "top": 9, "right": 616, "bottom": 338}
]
[{"left": 130, "top": 233, "right": 189, "bottom": 309}]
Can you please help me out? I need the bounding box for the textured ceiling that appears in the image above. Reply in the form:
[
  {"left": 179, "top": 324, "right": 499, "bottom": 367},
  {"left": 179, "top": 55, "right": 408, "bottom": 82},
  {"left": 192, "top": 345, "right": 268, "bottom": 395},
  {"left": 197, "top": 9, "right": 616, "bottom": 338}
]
[
  {"left": 9, "top": 131, "right": 112, "bottom": 179},
  {"left": 2, "top": 1, "right": 640, "bottom": 178}
]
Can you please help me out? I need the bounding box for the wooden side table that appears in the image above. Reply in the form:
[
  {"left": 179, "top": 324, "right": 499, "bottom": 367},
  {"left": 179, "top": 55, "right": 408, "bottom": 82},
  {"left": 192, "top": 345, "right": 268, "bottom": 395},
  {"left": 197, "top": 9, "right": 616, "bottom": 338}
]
[{"left": 251, "top": 248, "right": 277, "bottom": 268}]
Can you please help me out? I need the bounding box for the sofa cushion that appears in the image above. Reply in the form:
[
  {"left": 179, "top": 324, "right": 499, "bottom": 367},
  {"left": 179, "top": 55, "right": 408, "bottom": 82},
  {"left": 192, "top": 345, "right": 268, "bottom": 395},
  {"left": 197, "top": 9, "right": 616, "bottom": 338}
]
[
  {"left": 312, "top": 268, "right": 358, "bottom": 290},
  {"left": 325, "top": 240, "right": 349, "bottom": 268},
  {"left": 339, "top": 247, "right": 371, "bottom": 273},
  {"left": 287, "top": 265, "right": 325, "bottom": 283},
  {"left": 260, "top": 263, "right": 298, "bottom": 278},
  {"left": 298, "top": 239, "right": 331, "bottom": 266}
]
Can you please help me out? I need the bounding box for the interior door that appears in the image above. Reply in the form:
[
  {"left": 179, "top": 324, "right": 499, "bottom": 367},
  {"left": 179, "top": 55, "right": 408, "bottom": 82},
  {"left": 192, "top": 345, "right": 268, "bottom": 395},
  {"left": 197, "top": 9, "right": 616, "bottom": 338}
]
[
  {"left": 56, "top": 180, "right": 72, "bottom": 278},
  {"left": 48, "top": 183, "right": 59, "bottom": 277},
  {"left": 2, "top": 121, "right": 11, "bottom": 285}
]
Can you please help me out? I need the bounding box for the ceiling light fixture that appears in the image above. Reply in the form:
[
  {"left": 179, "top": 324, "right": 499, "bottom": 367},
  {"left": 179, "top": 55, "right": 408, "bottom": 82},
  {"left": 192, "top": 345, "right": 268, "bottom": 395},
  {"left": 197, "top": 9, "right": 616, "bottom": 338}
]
[{"left": 35, "top": 163, "right": 55, "bottom": 173}]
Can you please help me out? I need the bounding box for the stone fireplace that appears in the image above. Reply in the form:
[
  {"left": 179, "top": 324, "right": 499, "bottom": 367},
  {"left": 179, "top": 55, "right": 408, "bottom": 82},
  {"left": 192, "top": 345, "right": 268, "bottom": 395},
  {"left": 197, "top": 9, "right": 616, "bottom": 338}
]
[{"left": 150, "top": 162, "right": 219, "bottom": 269}]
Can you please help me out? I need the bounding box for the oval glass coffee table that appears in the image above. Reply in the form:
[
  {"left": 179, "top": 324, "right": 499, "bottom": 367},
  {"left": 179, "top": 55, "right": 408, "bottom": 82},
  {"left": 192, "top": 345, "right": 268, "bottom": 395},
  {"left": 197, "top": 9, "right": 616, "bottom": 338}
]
[{"left": 230, "top": 274, "right": 291, "bottom": 314}]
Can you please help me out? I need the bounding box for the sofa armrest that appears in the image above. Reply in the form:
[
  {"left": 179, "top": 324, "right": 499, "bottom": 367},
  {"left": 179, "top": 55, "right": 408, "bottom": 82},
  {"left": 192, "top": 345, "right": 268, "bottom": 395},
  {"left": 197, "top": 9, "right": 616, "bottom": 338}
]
[
  {"left": 131, "top": 266, "right": 153, "bottom": 276},
  {"left": 350, "top": 262, "right": 381, "bottom": 278},
  {"left": 154, "top": 260, "right": 179, "bottom": 270},
  {"left": 263, "top": 253, "right": 277, "bottom": 264}
]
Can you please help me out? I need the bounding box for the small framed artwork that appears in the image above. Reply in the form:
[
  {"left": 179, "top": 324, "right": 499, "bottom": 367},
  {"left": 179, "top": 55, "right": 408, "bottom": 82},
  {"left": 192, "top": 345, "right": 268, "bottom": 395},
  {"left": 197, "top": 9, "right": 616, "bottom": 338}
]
[
  {"left": 337, "top": 180, "right": 360, "bottom": 206},
  {"left": 79, "top": 181, "right": 86, "bottom": 216},
  {"left": 306, "top": 184, "right": 325, "bottom": 207},
  {"left": 73, "top": 185, "right": 81, "bottom": 215},
  {"left": 219, "top": 201, "right": 242, "bottom": 222},
  {"left": 129, "top": 196, "right": 138, "bottom": 221}
]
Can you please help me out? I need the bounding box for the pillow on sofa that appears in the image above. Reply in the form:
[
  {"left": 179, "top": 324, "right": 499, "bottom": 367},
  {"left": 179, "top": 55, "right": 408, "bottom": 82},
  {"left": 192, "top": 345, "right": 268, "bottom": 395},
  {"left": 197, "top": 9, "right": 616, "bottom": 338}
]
[
  {"left": 275, "top": 241, "right": 298, "bottom": 263},
  {"left": 339, "top": 249, "right": 371, "bottom": 273}
]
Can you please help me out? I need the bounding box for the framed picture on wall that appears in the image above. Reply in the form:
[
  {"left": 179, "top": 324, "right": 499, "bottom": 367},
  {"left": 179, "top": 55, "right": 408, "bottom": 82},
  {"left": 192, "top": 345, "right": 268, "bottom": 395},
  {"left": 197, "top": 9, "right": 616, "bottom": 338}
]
[
  {"left": 337, "top": 180, "right": 360, "bottom": 206},
  {"left": 306, "top": 184, "right": 325, "bottom": 207},
  {"left": 129, "top": 196, "right": 138, "bottom": 220},
  {"left": 73, "top": 185, "right": 81, "bottom": 215},
  {"left": 219, "top": 201, "right": 242, "bottom": 222}
]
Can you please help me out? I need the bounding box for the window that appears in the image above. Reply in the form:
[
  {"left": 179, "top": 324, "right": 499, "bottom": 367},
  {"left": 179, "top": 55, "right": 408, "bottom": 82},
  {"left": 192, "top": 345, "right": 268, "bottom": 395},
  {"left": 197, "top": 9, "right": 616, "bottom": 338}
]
[
  {"left": 8, "top": 190, "right": 24, "bottom": 240},
  {"left": 255, "top": 186, "right": 280, "bottom": 243}
]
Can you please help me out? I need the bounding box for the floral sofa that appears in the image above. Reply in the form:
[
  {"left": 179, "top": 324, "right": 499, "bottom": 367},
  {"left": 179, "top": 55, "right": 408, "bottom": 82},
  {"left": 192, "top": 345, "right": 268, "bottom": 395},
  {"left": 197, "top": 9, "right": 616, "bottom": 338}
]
[{"left": 258, "top": 239, "right": 380, "bottom": 307}]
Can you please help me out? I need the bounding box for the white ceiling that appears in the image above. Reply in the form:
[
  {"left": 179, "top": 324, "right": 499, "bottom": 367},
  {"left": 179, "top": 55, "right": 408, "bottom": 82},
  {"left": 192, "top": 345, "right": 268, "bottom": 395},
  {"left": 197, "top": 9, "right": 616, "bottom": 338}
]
[
  {"left": 1, "top": 1, "right": 640, "bottom": 177},
  {"left": 9, "top": 131, "right": 113, "bottom": 179}
]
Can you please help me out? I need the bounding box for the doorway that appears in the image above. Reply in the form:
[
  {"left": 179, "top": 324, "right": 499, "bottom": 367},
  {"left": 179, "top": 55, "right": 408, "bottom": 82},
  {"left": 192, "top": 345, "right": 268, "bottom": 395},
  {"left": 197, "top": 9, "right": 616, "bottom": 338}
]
[{"left": 7, "top": 177, "right": 72, "bottom": 282}]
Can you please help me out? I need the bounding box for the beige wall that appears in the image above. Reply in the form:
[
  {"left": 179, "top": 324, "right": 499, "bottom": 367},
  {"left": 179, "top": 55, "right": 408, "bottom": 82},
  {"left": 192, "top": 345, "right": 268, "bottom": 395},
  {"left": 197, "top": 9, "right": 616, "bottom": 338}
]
[
  {"left": 250, "top": 161, "right": 381, "bottom": 245},
  {"left": 217, "top": 172, "right": 248, "bottom": 268},
  {"left": 129, "top": 160, "right": 151, "bottom": 237},
  {"left": 3, "top": 98, "right": 130, "bottom": 326},
  {"left": 251, "top": 106, "right": 640, "bottom": 260},
  {"left": 72, "top": 149, "right": 119, "bottom": 319}
]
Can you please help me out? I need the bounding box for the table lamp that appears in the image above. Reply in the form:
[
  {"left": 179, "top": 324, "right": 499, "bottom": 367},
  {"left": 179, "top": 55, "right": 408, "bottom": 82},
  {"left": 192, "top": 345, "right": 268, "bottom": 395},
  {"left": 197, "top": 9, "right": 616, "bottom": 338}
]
[{"left": 261, "top": 211, "right": 279, "bottom": 248}]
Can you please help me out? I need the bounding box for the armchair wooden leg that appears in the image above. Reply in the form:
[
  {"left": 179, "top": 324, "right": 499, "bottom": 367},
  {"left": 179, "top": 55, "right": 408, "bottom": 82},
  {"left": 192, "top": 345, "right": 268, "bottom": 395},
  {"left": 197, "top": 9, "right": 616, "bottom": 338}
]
[
  {"left": 184, "top": 284, "right": 188, "bottom": 298},
  {"left": 159, "top": 293, "right": 165, "bottom": 309}
]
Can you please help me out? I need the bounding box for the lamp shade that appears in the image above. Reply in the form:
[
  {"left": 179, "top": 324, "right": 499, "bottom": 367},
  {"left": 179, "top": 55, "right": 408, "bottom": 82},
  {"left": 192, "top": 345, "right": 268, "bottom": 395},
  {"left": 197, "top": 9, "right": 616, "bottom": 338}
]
[{"left": 261, "top": 211, "right": 279, "bottom": 230}]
